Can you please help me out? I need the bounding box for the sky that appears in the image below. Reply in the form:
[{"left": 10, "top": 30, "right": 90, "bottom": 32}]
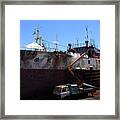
[{"left": 20, "top": 20, "right": 100, "bottom": 51}]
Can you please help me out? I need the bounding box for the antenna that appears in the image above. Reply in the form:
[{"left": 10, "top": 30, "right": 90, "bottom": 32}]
[
  {"left": 54, "top": 34, "right": 59, "bottom": 51},
  {"left": 85, "top": 25, "right": 89, "bottom": 47},
  {"left": 85, "top": 25, "right": 89, "bottom": 41},
  {"left": 93, "top": 39, "right": 95, "bottom": 47},
  {"left": 32, "top": 25, "right": 43, "bottom": 46},
  {"left": 90, "top": 30, "right": 96, "bottom": 47},
  {"left": 75, "top": 38, "right": 79, "bottom": 47}
]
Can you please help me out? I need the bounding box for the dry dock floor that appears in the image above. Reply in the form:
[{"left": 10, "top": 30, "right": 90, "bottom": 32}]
[{"left": 84, "top": 90, "right": 100, "bottom": 100}]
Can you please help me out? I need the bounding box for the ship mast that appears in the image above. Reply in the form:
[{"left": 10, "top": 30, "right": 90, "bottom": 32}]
[
  {"left": 32, "top": 25, "right": 45, "bottom": 51},
  {"left": 85, "top": 25, "right": 89, "bottom": 47},
  {"left": 90, "top": 30, "right": 95, "bottom": 47},
  {"left": 54, "top": 34, "right": 58, "bottom": 51},
  {"left": 35, "top": 25, "right": 43, "bottom": 47}
]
